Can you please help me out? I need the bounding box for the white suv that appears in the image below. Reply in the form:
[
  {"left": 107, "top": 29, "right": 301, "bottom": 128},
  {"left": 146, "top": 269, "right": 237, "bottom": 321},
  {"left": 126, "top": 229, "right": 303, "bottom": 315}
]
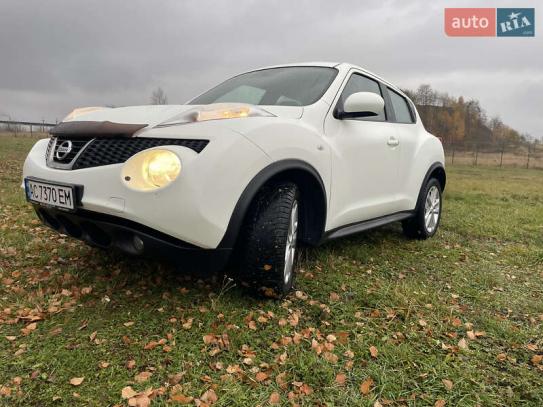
[{"left": 23, "top": 62, "right": 445, "bottom": 297}]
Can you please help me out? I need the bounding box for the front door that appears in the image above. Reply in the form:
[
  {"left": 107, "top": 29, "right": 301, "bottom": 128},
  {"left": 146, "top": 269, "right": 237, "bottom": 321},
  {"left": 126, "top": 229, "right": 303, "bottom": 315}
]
[{"left": 324, "top": 72, "right": 400, "bottom": 230}]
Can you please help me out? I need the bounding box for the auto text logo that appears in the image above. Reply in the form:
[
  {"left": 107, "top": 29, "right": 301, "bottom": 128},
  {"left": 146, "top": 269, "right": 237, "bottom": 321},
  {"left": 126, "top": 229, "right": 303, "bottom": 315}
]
[{"left": 445, "top": 8, "right": 535, "bottom": 37}]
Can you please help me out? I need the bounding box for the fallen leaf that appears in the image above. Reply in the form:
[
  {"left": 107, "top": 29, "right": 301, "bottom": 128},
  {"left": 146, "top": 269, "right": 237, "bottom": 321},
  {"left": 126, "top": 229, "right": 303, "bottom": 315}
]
[
  {"left": 531, "top": 355, "right": 543, "bottom": 366},
  {"left": 134, "top": 371, "right": 152, "bottom": 383},
  {"left": 360, "top": 378, "right": 374, "bottom": 395},
  {"left": 335, "top": 373, "right": 346, "bottom": 385},
  {"left": 435, "top": 400, "right": 446, "bottom": 407},
  {"left": 69, "top": 377, "right": 84, "bottom": 386},
  {"left": 458, "top": 338, "right": 468, "bottom": 350},
  {"left": 269, "top": 392, "right": 281, "bottom": 404},
  {"left": 122, "top": 386, "right": 137, "bottom": 399},
  {"left": 144, "top": 340, "right": 158, "bottom": 350},
  {"left": 329, "top": 292, "right": 340, "bottom": 301},
  {"left": 98, "top": 361, "right": 110, "bottom": 369},
  {"left": 255, "top": 372, "right": 269, "bottom": 382},
  {"left": 200, "top": 388, "right": 218, "bottom": 404},
  {"left": 126, "top": 360, "right": 137, "bottom": 369},
  {"left": 442, "top": 379, "right": 453, "bottom": 390},
  {"left": 124, "top": 321, "right": 135, "bottom": 327},
  {"left": 170, "top": 393, "right": 193, "bottom": 404},
  {"left": 369, "top": 346, "right": 378, "bottom": 358},
  {"left": 497, "top": 353, "right": 507, "bottom": 362}
]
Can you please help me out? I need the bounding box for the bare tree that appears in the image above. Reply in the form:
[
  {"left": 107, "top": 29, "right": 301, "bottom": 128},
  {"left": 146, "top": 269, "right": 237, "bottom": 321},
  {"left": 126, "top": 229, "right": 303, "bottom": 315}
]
[{"left": 150, "top": 87, "right": 168, "bottom": 105}]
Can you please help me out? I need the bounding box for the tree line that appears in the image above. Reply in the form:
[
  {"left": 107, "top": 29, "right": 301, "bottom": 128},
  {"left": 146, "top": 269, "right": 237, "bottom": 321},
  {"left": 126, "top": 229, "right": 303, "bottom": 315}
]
[{"left": 402, "top": 84, "right": 535, "bottom": 146}]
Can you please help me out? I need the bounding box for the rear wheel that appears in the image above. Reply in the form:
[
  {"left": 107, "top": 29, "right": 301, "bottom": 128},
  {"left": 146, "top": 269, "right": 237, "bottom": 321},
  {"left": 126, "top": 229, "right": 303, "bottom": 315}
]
[
  {"left": 237, "top": 182, "right": 299, "bottom": 298},
  {"left": 402, "top": 178, "right": 442, "bottom": 239}
]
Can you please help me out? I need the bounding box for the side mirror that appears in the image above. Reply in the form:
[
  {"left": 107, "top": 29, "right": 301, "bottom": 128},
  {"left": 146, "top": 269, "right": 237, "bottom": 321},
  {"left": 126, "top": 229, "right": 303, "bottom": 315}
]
[{"left": 337, "top": 92, "right": 385, "bottom": 119}]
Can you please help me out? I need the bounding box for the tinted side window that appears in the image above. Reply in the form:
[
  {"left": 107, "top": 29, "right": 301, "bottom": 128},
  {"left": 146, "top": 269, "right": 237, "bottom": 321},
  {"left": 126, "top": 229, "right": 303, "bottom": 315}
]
[
  {"left": 388, "top": 89, "right": 414, "bottom": 123},
  {"left": 338, "top": 74, "right": 385, "bottom": 121}
]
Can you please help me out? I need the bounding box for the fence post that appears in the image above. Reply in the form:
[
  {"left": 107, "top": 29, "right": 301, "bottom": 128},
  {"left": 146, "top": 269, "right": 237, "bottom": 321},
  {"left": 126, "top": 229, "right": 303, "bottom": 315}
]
[
  {"left": 451, "top": 143, "right": 455, "bottom": 165},
  {"left": 474, "top": 143, "right": 479, "bottom": 166},
  {"left": 499, "top": 144, "right": 504, "bottom": 167},
  {"left": 526, "top": 144, "right": 531, "bottom": 169},
  {"left": 30, "top": 124, "right": 33, "bottom": 136}
]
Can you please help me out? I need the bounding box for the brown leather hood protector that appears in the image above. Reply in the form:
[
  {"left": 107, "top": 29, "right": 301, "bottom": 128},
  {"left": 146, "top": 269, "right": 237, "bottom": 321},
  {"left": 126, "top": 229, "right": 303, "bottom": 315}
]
[{"left": 50, "top": 121, "right": 148, "bottom": 138}]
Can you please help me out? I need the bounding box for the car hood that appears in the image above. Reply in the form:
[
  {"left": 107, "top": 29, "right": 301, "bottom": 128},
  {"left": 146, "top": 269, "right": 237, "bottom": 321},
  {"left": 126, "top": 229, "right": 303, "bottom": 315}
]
[{"left": 63, "top": 104, "right": 303, "bottom": 131}]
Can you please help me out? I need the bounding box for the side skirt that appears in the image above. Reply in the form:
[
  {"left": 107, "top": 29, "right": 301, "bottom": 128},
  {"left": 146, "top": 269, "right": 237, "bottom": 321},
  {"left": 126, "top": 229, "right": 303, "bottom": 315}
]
[{"left": 321, "top": 210, "right": 414, "bottom": 242}]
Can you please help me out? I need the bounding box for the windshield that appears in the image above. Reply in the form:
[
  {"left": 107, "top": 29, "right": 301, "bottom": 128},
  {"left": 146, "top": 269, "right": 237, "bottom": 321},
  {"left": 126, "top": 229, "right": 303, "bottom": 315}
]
[{"left": 190, "top": 67, "right": 338, "bottom": 107}]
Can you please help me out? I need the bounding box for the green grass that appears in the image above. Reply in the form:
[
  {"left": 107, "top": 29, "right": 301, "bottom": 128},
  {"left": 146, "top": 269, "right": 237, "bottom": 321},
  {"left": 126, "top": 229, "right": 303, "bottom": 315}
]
[{"left": 1, "top": 135, "right": 542, "bottom": 406}]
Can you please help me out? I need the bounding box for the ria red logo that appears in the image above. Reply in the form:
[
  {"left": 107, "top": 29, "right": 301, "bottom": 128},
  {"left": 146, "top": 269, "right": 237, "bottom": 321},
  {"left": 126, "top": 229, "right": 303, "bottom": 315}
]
[{"left": 445, "top": 8, "right": 496, "bottom": 36}]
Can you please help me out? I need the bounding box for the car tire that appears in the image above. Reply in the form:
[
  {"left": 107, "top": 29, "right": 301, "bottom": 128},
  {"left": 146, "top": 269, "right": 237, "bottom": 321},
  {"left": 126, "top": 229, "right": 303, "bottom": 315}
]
[
  {"left": 237, "top": 182, "right": 300, "bottom": 298},
  {"left": 402, "top": 177, "right": 442, "bottom": 240}
]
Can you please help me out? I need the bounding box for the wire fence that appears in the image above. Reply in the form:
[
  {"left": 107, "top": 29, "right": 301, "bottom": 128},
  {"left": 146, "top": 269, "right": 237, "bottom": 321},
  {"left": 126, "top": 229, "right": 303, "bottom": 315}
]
[{"left": 443, "top": 141, "right": 543, "bottom": 169}]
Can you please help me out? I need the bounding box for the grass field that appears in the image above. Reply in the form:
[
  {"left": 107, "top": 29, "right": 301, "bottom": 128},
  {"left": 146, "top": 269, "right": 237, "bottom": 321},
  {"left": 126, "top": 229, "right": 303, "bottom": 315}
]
[{"left": 1, "top": 135, "right": 542, "bottom": 406}]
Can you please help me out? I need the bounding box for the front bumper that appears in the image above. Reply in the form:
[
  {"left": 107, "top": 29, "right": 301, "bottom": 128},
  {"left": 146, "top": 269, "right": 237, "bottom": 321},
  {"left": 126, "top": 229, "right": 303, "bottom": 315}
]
[
  {"left": 22, "top": 134, "right": 272, "bottom": 249},
  {"left": 34, "top": 205, "right": 231, "bottom": 272}
]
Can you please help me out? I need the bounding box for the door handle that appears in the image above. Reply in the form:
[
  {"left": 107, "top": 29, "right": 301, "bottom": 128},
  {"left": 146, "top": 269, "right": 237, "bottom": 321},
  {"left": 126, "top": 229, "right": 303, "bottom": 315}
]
[{"left": 387, "top": 137, "right": 399, "bottom": 147}]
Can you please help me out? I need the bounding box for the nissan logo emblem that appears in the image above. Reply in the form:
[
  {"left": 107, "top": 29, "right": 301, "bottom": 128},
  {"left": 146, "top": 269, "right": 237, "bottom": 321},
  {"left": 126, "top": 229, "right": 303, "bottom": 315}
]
[{"left": 55, "top": 140, "right": 73, "bottom": 160}]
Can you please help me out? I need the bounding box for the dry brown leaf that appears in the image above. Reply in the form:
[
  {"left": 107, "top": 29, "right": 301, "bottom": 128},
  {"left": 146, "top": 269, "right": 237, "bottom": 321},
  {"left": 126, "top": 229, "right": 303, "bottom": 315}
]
[
  {"left": 134, "top": 371, "right": 152, "bottom": 383},
  {"left": 497, "top": 353, "right": 507, "bottom": 361},
  {"left": 360, "top": 378, "right": 374, "bottom": 395},
  {"left": 124, "top": 321, "right": 135, "bottom": 327},
  {"left": 369, "top": 346, "right": 378, "bottom": 358},
  {"left": 98, "top": 361, "right": 110, "bottom": 369},
  {"left": 329, "top": 292, "right": 340, "bottom": 301},
  {"left": 170, "top": 393, "right": 193, "bottom": 404},
  {"left": 69, "top": 377, "right": 84, "bottom": 386},
  {"left": 531, "top": 354, "right": 543, "bottom": 366},
  {"left": 143, "top": 340, "right": 158, "bottom": 350},
  {"left": 458, "top": 338, "right": 468, "bottom": 350},
  {"left": 335, "top": 373, "right": 346, "bottom": 385},
  {"left": 200, "top": 388, "right": 218, "bottom": 404},
  {"left": 255, "top": 372, "right": 269, "bottom": 382},
  {"left": 323, "top": 352, "right": 338, "bottom": 363},
  {"left": 269, "top": 392, "right": 281, "bottom": 404},
  {"left": 126, "top": 360, "right": 137, "bottom": 369},
  {"left": 435, "top": 400, "right": 446, "bottom": 407},
  {"left": 442, "top": 379, "right": 453, "bottom": 390},
  {"left": 276, "top": 372, "right": 288, "bottom": 389},
  {"left": 122, "top": 386, "right": 137, "bottom": 399}
]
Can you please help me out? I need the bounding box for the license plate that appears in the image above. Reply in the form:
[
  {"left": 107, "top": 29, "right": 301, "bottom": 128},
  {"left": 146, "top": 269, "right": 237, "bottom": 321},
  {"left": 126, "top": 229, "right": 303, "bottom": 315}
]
[{"left": 25, "top": 179, "right": 75, "bottom": 210}]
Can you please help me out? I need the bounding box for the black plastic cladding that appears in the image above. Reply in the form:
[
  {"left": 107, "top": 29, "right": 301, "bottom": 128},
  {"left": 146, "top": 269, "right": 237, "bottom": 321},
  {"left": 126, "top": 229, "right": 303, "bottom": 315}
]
[{"left": 47, "top": 137, "right": 209, "bottom": 169}]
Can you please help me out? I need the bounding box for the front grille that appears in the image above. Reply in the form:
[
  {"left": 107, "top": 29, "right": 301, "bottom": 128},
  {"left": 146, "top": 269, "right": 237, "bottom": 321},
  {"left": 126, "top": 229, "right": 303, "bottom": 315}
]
[
  {"left": 46, "top": 137, "right": 209, "bottom": 170},
  {"left": 50, "top": 138, "right": 92, "bottom": 164}
]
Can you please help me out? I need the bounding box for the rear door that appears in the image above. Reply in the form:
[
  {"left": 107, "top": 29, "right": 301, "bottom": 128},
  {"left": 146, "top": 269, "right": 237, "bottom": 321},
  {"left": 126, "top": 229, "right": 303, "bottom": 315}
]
[
  {"left": 324, "top": 71, "right": 400, "bottom": 230},
  {"left": 385, "top": 87, "right": 419, "bottom": 211}
]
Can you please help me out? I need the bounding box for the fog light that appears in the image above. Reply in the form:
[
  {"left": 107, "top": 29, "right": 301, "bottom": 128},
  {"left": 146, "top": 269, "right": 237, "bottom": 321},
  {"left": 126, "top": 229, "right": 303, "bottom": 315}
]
[
  {"left": 133, "top": 235, "right": 144, "bottom": 252},
  {"left": 122, "top": 149, "right": 182, "bottom": 191}
]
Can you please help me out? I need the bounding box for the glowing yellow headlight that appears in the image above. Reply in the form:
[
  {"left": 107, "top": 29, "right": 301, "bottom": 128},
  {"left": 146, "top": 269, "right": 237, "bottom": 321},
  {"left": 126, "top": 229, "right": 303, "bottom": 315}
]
[
  {"left": 142, "top": 150, "right": 181, "bottom": 188},
  {"left": 197, "top": 106, "right": 251, "bottom": 122}
]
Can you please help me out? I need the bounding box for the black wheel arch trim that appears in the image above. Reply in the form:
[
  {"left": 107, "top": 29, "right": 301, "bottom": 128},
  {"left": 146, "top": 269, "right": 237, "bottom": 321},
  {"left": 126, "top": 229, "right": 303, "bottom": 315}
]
[
  {"left": 416, "top": 162, "right": 446, "bottom": 211},
  {"left": 217, "top": 159, "right": 327, "bottom": 249}
]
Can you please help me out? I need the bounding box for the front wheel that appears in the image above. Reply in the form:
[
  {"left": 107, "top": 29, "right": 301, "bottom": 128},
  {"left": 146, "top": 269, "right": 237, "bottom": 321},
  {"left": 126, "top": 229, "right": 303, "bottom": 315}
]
[
  {"left": 402, "top": 178, "right": 442, "bottom": 239},
  {"left": 236, "top": 182, "right": 300, "bottom": 298}
]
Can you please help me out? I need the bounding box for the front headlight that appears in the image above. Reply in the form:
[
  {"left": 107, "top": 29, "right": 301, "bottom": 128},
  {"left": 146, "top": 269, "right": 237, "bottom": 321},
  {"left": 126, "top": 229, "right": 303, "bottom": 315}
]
[
  {"left": 122, "top": 149, "right": 181, "bottom": 191},
  {"left": 158, "top": 103, "right": 274, "bottom": 126}
]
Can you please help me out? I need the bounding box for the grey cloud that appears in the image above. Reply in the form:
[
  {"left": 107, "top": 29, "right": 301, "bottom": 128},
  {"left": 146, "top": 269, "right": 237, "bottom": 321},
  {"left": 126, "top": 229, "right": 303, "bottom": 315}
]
[{"left": 0, "top": 0, "right": 540, "bottom": 136}]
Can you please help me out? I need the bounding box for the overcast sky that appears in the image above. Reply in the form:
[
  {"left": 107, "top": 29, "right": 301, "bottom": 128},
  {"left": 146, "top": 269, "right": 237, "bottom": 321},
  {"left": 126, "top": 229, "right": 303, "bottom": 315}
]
[{"left": 0, "top": 0, "right": 541, "bottom": 137}]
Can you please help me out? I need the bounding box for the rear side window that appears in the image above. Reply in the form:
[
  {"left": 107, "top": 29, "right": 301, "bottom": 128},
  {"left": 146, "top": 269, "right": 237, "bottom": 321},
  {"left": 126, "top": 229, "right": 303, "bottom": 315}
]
[
  {"left": 388, "top": 89, "right": 414, "bottom": 123},
  {"left": 338, "top": 74, "right": 385, "bottom": 121}
]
